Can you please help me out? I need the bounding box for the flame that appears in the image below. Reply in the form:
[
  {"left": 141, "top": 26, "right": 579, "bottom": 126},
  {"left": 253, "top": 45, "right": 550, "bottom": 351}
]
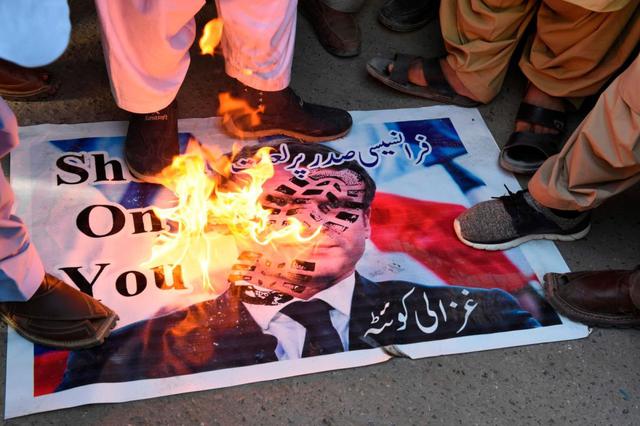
[
  {"left": 218, "top": 92, "right": 264, "bottom": 128},
  {"left": 199, "top": 18, "right": 224, "bottom": 56},
  {"left": 142, "top": 141, "right": 320, "bottom": 293}
]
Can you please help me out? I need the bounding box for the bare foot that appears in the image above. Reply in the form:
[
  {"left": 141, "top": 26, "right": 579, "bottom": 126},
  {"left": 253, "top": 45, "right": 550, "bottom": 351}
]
[
  {"left": 516, "top": 84, "right": 565, "bottom": 134},
  {"left": 388, "top": 58, "right": 479, "bottom": 101}
]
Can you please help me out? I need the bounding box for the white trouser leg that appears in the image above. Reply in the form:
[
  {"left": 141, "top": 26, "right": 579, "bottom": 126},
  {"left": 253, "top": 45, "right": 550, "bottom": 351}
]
[
  {"left": 95, "top": 0, "right": 205, "bottom": 113},
  {"left": 217, "top": 0, "right": 297, "bottom": 91},
  {"left": 0, "top": 98, "right": 43, "bottom": 301}
]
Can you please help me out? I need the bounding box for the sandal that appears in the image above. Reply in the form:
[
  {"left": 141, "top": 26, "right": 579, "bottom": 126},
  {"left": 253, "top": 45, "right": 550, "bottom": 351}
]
[
  {"left": 499, "top": 103, "right": 566, "bottom": 175},
  {"left": 366, "top": 54, "right": 481, "bottom": 107}
]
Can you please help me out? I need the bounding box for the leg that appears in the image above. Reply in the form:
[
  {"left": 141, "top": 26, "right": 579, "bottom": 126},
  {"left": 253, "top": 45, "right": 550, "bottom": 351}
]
[
  {"left": 440, "top": 0, "right": 538, "bottom": 104},
  {"left": 95, "top": 0, "right": 204, "bottom": 182},
  {"left": 0, "top": 98, "right": 118, "bottom": 348},
  {"left": 500, "top": 0, "right": 639, "bottom": 174},
  {"left": 520, "top": 0, "right": 640, "bottom": 102},
  {"left": 95, "top": 0, "right": 205, "bottom": 113},
  {"left": 0, "top": 99, "right": 43, "bottom": 301},
  {"left": 217, "top": 0, "right": 353, "bottom": 142},
  {"left": 217, "top": 0, "right": 298, "bottom": 91},
  {"left": 453, "top": 55, "right": 639, "bottom": 250},
  {"left": 366, "top": 0, "right": 536, "bottom": 105},
  {"left": 528, "top": 54, "right": 640, "bottom": 211}
]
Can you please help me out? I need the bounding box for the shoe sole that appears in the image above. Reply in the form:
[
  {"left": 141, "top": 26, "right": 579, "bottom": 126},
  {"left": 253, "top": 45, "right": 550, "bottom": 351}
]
[
  {"left": 499, "top": 152, "right": 541, "bottom": 175},
  {"left": 543, "top": 274, "right": 640, "bottom": 328},
  {"left": 1, "top": 83, "right": 59, "bottom": 101},
  {"left": 1, "top": 310, "right": 119, "bottom": 350},
  {"left": 222, "top": 117, "right": 351, "bottom": 143},
  {"left": 125, "top": 158, "right": 167, "bottom": 185},
  {"left": 453, "top": 218, "right": 591, "bottom": 251}
]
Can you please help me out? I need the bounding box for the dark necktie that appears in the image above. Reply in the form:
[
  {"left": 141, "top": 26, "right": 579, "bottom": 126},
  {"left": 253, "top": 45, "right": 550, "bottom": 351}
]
[{"left": 280, "top": 300, "right": 344, "bottom": 357}]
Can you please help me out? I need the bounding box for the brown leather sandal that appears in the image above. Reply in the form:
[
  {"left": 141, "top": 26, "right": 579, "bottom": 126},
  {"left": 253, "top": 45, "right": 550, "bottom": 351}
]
[
  {"left": 0, "top": 59, "right": 58, "bottom": 101},
  {"left": 0, "top": 273, "right": 118, "bottom": 349},
  {"left": 499, "top": 102, "right": 567, "bottom": 175},
  {"left": 366, "top": 54, "right": 481, "bottom": 107}
]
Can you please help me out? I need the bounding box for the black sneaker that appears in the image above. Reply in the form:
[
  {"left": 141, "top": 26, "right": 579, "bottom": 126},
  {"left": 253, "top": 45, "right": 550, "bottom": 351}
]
[
  {"left": 124, "top": 100, "right": 179, "bottom": 183},
  {"left": 222, "top": 82, "right": 352, "bottom": 142},
  {"left": 453, "top": 188, "right": 591, "bottom": 251}
]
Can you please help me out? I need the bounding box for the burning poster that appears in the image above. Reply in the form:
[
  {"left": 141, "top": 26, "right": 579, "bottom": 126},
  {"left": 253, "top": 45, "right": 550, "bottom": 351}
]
[{"left": 5, "top": 107, "right": 587, "bottom": 418}]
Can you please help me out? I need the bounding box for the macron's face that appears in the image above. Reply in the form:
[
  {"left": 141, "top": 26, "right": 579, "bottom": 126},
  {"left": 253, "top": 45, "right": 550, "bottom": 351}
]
[{"left": 231, "top": 164, "right": 371, "bottom": 299}]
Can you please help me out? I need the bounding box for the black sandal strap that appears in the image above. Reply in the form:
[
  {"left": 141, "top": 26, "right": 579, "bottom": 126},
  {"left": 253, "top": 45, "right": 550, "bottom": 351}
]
[
  {"left": 389, "top": 53, "right": 417, "bottom": 85},
  {"left": 504, "top": 131, "right": 562, "bottom": 158},
  {"left": 516, "top": 103, "right": 566, "bottom": 132},
  {"left": 421, "top": 57, "right": 455, "bottom": 97}
]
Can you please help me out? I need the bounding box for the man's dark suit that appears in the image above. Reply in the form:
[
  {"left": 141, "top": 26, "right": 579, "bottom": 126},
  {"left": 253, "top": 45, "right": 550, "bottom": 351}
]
[{"left": 58, "top": 274, "right": 539, "bottom": 390}]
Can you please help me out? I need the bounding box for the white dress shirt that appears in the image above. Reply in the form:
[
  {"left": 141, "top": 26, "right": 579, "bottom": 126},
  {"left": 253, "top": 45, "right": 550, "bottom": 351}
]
[{"left": 242, "top": 273, "right": 356, "bottom": 360}]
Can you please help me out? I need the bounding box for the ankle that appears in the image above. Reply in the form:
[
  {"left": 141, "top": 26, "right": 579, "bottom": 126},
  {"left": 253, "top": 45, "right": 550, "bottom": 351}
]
[
  {"left": 548, "top": 207, "right": 585, "bottom": 219},
  {"left": 438, "top": 59, "right": 479, "bottom": 101},
  {"left": 523, "top": 83, "right": 564, "bottom": 112}
]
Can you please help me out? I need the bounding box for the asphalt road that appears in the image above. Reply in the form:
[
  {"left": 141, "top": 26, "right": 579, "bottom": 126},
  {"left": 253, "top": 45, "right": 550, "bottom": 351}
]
[{"left": 2, "top": 1, "right": 639, "bottom": 425}]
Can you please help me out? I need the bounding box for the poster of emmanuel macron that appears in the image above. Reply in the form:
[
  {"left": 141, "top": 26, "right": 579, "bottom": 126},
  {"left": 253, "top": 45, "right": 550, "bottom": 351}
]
[
  {"left": 53, "top": 139, "right": 555, "bottom": 390},
  {"left": 11, "top": 110, "right": 585, "bottom": 416}
]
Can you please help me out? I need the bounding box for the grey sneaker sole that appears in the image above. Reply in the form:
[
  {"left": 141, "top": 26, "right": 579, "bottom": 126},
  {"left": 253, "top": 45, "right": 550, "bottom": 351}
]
[{"left": 453, "top": 218, "right": 591, "bottom": 251}]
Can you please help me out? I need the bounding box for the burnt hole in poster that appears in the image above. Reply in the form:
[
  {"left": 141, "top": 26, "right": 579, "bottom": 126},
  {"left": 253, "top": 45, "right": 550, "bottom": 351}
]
[
  {"left": 292, "top": 259, "right": 316, "bottom": 271},
  {"left": 336, "top": 211, "right": 359, "bottom": 223},
  {"left": 283, "top": 282, "right": 305, "bottom": 293},
  {"left": 232, "top": 264, "right": 256, "bottom": 271},
  {"left": 326, "top": 192, "right": 340, "bottom": 207},
  {"left": 238, "top": 251, "right": 262, "bottom": 261},
  {"left": 228, "top": 273, "right": 252, "bottom": 282},
  {"left": 310, "top": 211, "right": 323, "bottom": 222},
  {"left": 289, "top": 177, "right": 309, "bottom": 187},
  {"left": 266, "top": 194, "right": 287, "bottom": 206},
  {"left": 343, "top": 201, "right": 364, "bottom": 210},
  {"left": 323, "top": 222, "right": 348, "bottom": 233},
  {"left": 276, "top": 185, "right": 296, "bottom": 195},
  {"left": 285, "top": 273, "right": 313, "bottom": 283}
]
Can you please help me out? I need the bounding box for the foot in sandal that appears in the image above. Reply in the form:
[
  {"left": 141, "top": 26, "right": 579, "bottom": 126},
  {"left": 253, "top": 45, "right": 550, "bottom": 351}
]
[
  {"left": 366, "top": 54, "right": 480, "bottom": 107},
  {"left": 500, "top": 84, "right": 567, "bottom": 175}
]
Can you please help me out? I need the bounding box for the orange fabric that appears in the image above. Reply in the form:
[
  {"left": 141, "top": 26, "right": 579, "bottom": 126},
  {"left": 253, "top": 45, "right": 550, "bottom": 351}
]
[
  {"left": 441, "top": 0, "right": 640, "bottom": 103},
  {"left": 529, "top": 55, "right": 640, "bottom": 210}
]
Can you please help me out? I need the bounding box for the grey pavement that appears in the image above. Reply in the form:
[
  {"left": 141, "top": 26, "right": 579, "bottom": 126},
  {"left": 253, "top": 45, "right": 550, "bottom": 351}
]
[{"left": 2, "top": 1, "right": 640, "bottom": 425}]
